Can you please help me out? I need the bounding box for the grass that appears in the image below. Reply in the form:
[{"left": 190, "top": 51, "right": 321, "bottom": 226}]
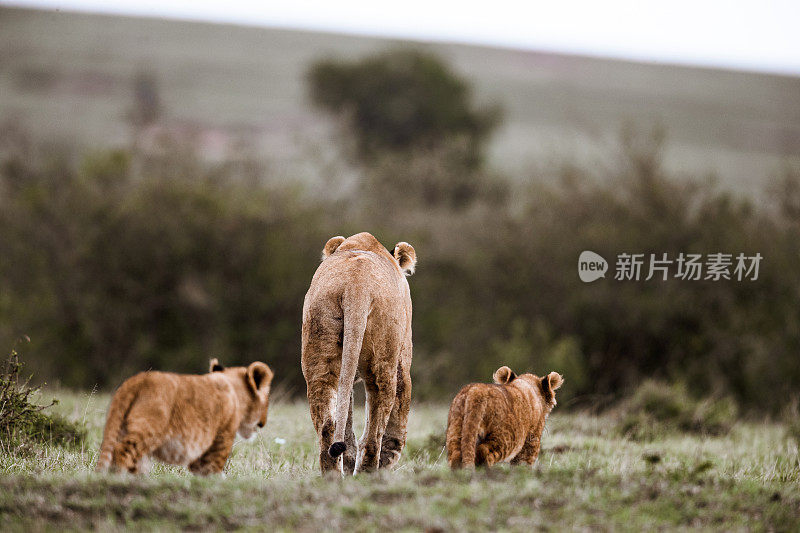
[
  {"left": 1, "top": 390, "right": 799, "bottom": 530},
  {"left": 616, "top": 380, "right": 739, "bottom": 441}
]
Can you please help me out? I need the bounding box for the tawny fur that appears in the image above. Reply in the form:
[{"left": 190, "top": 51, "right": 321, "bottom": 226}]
[
  {"left": 301, "top": 232, "right": 416, "bottom": 475},
  {"left": 95, "top": 359, "right": 273, "bottom": 475},
  {"left": 446, "top": 366, "right": 563, "bottom": 469}
]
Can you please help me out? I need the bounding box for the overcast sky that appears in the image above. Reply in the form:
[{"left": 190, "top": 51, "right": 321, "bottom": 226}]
[{"left": 6, "top": 0, "right": 800, "bottom": 75}]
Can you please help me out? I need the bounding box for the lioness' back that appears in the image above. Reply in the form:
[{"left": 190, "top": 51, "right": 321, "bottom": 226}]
[{"left": 305, "top": 232, "right": 406, "bottom": 304}]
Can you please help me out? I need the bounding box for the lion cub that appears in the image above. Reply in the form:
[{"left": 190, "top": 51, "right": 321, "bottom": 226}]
[
  {"left": 446, "top": 366, "right": 563, "bottom": 469},
  {"left": 95, "top": 358, "right": 273, "bottom": 475}
]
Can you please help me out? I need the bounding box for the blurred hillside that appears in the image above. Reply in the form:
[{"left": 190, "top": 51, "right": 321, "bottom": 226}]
[{"left": 2, "top": 6, "right": 800, "bottom": 194}]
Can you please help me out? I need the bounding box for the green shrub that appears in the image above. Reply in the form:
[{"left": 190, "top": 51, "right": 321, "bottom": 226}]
[
  {"left": 0, "top": 342, "right": 86, "bottom": 452},
  {"left": 618, "top": 380, "right": 738, "bottom": 440},
  {"left": 0, "top": 144, "right": 325, "bottom": 390}
]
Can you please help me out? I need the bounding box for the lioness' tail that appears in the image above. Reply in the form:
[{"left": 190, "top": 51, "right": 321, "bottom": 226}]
[
  {"left": 328, "top": 288, "right": 370, "bottom": 460},
  {"left": 460, "top": 394, "right": 486, "bottom": 468},
  {"left": 95, "top": 380, "right": 137, "bottom": 472}
]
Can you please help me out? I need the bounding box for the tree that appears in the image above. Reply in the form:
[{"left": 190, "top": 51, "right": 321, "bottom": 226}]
[{"left": 308, "top": 48, "right": 499, "bottom": 169}]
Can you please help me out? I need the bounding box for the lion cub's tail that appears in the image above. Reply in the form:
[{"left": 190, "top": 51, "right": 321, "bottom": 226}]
[
  {"left": 459, "top": 395, "right": 486, "bottom": 468},
  {"left": 95, "top": 380, "right": 138, "bottom": 472},
  {"left": 328, "top": 288, "right": 370, "bottom": 460}
]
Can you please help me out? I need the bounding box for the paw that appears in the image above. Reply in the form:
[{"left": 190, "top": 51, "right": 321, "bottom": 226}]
[
  {"left": 379, "top": 449, "right": 401, "bottom": 469},
  {"left": 356, "top": 443, "right": 379, "bottom": 473},
  {"left": 379, "top": 437, "right": 403, "bottom": 469}
]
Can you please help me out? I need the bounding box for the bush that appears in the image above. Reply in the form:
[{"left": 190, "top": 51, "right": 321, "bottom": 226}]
[
  {"left": 617, "top": 380, "right": 738, "bottom": 440},
  {"left": 0, "top": 341, "right": 86, "bottom": 452},
  {"left": 0, "top": 140, "right": 326, "bottom": 390}
]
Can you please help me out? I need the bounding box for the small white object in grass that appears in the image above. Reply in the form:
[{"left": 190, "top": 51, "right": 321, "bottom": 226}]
[{"left": 274, "top": 437, "right": 286, "bottom": 445}]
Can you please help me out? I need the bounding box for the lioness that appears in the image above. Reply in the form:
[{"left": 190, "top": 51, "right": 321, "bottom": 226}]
[
  {"left": 446, "top": 366, "right": 563, "bottom": 469},
  {"left": 95, "top": 359, "right": 273, "bottom": 475},
  {"left": 302, "top": 232, "right": 416, "bottom": 475}
]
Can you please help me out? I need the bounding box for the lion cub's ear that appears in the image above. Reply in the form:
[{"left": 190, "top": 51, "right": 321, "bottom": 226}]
[
  {"left": 393, "top": 242, "right": 416, "bottom": 276},
  {"left": 541, "top": 372, "right": 564, "bottom": 405},
  {"left": 247, "top": 362, "right": 274, "bottom": 395},
  {"left": 322, "top": 236, "right": 346, "bottom": 261},
  {"left": 209, "top": 358, "right": 225, "bottom": 372},
  {"left": 493, "top": 366, "right": 517, "bottom": 384},
  {"left": 545, "top": 372, "right": 564, "bottom": 391}
]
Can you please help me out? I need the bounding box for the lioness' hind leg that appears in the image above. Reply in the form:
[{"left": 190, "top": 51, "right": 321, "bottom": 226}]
[
  {"left": 446, "top": 395, "right": 466, "bottom": 469},
  {"left": 343, "top": 389, "right": 357, "bottom": 475},
  {"left": 111, "top": 401, "right": 169, "bottom": 474},
  {"left": 380, "top": 362, "right": 411, "bottom": 469},
  {"left": 189, "top": 427, "right": 236, "bottom": 475},
  {"left": 357, "top": 371, "right": 397, "bottom": 474},
  {"left": 306, "top": 376, "right": 339, "bottom": 475}
]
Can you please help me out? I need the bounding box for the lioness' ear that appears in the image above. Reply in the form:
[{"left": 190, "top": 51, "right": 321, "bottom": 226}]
[
  {"left": 322, "top": 236, "right": 345, "bottom": 261},
  {"left": 541, "top": 372, "right": 564, "bottom": 405},
  {"left": 247, "top": 362, "right": 274, "bottom": 395},
  {"left": 209, "top": 358, "right": 224, "bottom": 372},
  {"left": 493, "top": 366, "right": 516, "bottom": 384},
  {"left": 393, "top": 242, "right": 416, "bottom": 276}
]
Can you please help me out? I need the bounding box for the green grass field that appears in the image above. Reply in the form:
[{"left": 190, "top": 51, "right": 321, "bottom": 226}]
[{"left": 1, "top": 389, "right": 798, "bottom": 531}]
